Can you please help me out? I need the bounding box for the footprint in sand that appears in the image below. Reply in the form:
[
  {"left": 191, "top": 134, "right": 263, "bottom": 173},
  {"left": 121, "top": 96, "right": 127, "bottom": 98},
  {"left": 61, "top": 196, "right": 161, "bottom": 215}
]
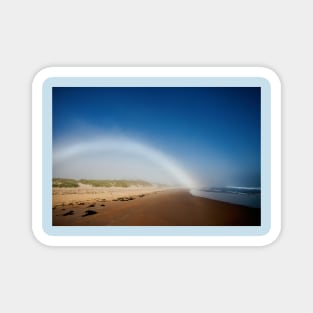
[
  {"left": 113, "top": 197, "right": 136, "bottom": 201},
  {"left": 82, "top": 210, "right": 98, "bottom": 217},
  {"left": 63, "top": 210, "right": 74, "bottom": 216}
]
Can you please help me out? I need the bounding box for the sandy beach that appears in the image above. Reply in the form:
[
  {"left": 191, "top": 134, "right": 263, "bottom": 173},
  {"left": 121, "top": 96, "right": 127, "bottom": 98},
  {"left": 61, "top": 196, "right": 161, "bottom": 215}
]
[
  {"left": 53, "top": 188, "right": 261, "bottom": 226},
  {"left": 53, "top": 184, "right": 169, "bottom": 207}
]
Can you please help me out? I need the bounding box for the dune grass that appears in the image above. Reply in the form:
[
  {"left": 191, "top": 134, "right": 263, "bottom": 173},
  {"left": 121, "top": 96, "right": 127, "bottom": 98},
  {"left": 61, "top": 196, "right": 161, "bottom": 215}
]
[
  {"left": 79, "top": 179, "right": 152, "bottom": 187},
  {"left": 53, "top": 178, "right": 79, "bottom": 188},
  {"left": 53, "top": 178, "right": 153, "bottom": 188}
]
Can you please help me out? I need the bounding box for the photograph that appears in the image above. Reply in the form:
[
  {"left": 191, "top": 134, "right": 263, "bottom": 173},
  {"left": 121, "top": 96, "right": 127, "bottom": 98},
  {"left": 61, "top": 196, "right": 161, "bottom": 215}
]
[{"left": 52, "top": 86, "right": 261, "bottom": 227}]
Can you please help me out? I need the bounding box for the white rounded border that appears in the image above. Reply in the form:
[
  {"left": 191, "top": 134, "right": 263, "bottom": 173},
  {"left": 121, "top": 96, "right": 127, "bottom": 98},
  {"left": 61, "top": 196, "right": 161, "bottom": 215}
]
[{"left": 32, "top": 67, "right": 281, "bottom": 246}]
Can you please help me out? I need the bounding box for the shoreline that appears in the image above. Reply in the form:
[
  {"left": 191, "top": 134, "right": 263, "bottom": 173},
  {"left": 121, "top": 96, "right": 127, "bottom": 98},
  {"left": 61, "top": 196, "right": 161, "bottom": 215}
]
[{"left": 53, "top": 189, "right": 261, "bottom": 226}]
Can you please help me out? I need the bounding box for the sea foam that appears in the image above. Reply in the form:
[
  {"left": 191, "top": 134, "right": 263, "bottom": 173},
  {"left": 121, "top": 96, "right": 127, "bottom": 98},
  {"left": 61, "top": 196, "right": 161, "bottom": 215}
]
[{"left": 190, "top": 186, "right": 261, "bottom": 208}]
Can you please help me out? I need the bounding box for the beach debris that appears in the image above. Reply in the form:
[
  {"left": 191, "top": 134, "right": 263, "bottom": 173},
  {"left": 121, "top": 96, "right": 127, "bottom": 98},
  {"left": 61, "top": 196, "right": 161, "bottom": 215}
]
[
  {"left": 82, "top": 210, "right": 98, "bottom": 217},
  {"left": 63, "top": 210, "right": 74, "bottom": 216}
]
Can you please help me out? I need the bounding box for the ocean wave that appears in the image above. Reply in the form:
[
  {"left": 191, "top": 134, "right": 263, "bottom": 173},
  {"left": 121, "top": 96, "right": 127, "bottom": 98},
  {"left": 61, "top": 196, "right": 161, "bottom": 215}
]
[
  {"left": 200, "top": 186, "right": 261, "bottom": 195},
  {"left": 190, "top": 188, "right": 261, "bottom": 208}
]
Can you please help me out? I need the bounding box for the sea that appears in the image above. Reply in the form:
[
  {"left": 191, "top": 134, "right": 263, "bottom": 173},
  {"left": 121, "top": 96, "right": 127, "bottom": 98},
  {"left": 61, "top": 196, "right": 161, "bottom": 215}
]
[{"left": 190, "top": 186, "right": 261, "bottom": 209}]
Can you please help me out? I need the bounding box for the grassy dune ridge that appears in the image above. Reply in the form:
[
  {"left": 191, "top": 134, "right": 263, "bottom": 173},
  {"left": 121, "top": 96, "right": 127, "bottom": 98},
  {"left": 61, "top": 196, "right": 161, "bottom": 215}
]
[
  {"left": 53, "top": 178, "right": 79, "bottom": 188},
  {"left": 53, "top": 178, "right": 154, "bottom": 188}
]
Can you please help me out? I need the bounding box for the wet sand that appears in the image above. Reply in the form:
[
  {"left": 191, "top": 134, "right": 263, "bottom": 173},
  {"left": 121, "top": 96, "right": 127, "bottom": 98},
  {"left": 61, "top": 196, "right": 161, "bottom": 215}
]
[{"left": 53, "top": 189, "right": 261, "bottom": 226}]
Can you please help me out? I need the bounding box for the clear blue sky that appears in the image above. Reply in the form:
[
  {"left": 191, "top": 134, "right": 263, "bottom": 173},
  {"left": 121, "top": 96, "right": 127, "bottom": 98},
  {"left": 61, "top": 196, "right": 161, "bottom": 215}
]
[{"left": 53, "top": 87, "right": 260, "bottom": 187}]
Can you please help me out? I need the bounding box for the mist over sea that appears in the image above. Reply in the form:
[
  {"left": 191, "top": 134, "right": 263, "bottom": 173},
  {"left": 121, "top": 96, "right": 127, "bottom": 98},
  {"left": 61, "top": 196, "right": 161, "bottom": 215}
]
[{"left": 190, "top": 186, "right": 261, "bottom": 208}]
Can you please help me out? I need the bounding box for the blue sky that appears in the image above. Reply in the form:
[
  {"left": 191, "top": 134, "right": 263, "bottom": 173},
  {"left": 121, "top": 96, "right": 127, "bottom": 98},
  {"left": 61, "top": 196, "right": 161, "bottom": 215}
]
[{"left": 53, "top": 87, "right": 260, "bottom": 187}]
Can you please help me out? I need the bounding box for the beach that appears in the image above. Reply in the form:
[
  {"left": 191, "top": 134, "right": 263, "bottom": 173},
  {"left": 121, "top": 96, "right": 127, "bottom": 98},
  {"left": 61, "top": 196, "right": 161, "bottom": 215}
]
[
  {"left": 53, "top": 184, "right": 168, "bottom": 207},
  {"left": 53, "top": 188, "right": 261, "bottom": 226}
]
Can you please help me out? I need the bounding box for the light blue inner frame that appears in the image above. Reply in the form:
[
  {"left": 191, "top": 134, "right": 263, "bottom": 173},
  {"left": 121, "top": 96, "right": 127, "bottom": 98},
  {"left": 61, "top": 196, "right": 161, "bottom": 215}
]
[{"left": 42, "top": 77, "right": 271, "bottom": 236}]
